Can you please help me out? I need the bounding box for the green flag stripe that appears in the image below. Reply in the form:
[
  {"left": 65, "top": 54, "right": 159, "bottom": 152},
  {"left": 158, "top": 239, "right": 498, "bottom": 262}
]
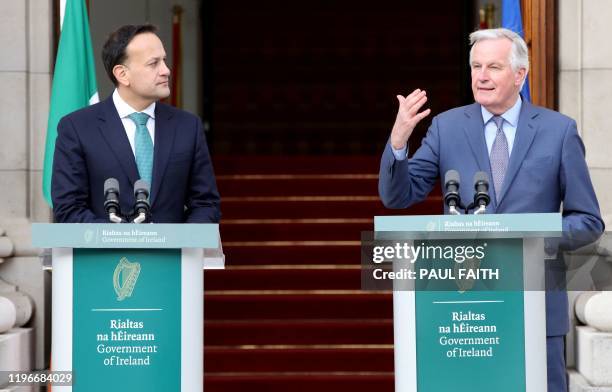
[{"left": 42, "top": 0, "right": 98, "bottom": 206}]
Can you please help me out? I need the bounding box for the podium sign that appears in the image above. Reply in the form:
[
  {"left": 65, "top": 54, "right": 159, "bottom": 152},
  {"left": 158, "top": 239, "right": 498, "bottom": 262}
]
[
  {"left": 374, "top": 213, "right": 561, "bottom": 392},
  {"left": 33, "top": 224, "right": 220, "bottom": 392}
]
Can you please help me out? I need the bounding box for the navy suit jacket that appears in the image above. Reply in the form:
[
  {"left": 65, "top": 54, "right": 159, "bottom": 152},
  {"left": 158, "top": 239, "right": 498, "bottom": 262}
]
[
  {"left": 379, "top": 100, "right": 604, "bottom": 336},
  {"left": 52, "top": 96, "right": 220, "bottom": 224}
]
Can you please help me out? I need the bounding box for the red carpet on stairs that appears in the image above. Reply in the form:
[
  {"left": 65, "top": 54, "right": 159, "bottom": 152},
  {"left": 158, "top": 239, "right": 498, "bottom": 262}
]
[{"left": 203, "top": 156, "right": 442, "bottom": 392}]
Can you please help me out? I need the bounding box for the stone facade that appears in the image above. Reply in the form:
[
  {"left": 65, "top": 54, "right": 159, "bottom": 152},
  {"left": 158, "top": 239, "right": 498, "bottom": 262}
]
[
  {"left": 0, "top": 0, "right": 610, "bottom": 383},
  {"left": 0, "top": 0, "right": 53, "bottom": 372},
  {"left": 558, "top": 2, "right": 612, "bottom": 390},
  {"left": 559, "top": 0, "right": 612, "bottom": 225}
]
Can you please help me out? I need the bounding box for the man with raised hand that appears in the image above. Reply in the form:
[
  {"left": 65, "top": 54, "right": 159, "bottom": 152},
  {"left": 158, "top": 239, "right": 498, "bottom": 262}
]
[{"left": 379, "top": 28, "right": 604, "bottom": 391}]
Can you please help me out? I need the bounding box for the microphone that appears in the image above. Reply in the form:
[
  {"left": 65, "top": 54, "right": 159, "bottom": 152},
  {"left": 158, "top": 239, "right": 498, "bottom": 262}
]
[
  {"left": 444, "top": 170, "right": 463, "bottom": 215},
  {"left": 473, "top": 171, "right": 490, "bottom": 215},
  {"left": 104, "top": 178, "right": 124, "bottom": 223},
  {"left": 133, "top": 180, "right": 151, "bottom": 223}
]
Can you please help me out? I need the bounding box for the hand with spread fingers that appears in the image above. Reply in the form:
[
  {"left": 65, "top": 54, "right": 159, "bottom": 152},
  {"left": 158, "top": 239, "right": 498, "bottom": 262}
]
[{"left": 390, "top": 88, "right": 431, "bottom": 150}]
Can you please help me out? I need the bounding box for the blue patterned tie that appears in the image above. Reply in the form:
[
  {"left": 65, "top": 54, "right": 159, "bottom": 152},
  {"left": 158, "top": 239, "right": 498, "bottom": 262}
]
[
  {"left": 128, "top": 112, "right": 153, "bottom": 186},
  {"left": 490, "top": 115, "right": 509, "bottom": 201}
]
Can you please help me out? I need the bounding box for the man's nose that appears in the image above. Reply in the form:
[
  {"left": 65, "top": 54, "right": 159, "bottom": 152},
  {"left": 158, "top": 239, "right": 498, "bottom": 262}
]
[
  {"left": 476, "top": 67, "right": 489, "bottom": 81},
  {"left": 160, "top": 60, "right": 171, "bottom": 76}
]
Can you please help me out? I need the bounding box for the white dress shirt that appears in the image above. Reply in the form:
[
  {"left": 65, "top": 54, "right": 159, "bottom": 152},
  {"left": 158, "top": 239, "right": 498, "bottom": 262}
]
[
  {"left": 112, "top": 89, "right": 156, "bottom": 155},
  {"left": 481, "top": 96, "right": 521, "bottom": 156}
]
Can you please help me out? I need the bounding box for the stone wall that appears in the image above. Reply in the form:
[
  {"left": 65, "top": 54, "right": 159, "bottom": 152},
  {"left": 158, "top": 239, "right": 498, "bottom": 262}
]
[
  {"left": 558, "top": 0, "right": 612, "bottom": 225},
  {"left": 559, "top": 4, "right": 612, "bottom": 388},
  {"left": 0, "top": 0, "right": 52, "bottom": 223},
  {"left": 0, "top": 0, "right": 53, "bottom": 371}
]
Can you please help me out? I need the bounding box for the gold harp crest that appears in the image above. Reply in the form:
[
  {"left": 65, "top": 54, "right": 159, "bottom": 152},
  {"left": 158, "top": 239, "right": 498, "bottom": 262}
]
[{"left": 113, "top": 257, "right": 141, "bottom": 301}]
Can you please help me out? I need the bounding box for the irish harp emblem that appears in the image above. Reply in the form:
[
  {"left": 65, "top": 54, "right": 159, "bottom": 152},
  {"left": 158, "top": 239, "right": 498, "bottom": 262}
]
[
  {"left": 455, "top": 255, "right": 480, "bottom": 292},
  {"left": 113, "top": 257, "right": 141, "bottom": 301}
]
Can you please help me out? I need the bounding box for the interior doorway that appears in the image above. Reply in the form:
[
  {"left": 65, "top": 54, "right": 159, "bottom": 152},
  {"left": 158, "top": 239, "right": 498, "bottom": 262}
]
[{"left": 202, "top": 1, "right": 475, "bottom": 155}]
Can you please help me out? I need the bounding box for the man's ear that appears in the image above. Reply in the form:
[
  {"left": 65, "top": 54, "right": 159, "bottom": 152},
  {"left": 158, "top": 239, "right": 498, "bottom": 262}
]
[
  {"left": 113, "top": 64, "right": 129, "bottom": 87},
  {"left": 515, "top": 68, "right": 527, "bottom": 87}
]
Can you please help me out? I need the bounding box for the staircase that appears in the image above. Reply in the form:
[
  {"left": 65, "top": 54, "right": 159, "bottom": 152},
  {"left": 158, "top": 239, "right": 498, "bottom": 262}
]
[{"left": 203, "top": 156, "right": 441, "bottom": 391}]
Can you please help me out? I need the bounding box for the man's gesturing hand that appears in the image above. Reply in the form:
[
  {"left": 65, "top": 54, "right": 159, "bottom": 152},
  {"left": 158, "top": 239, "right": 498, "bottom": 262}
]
[{"left": 390, "top": 89, "right": 431, "bottom": 150}]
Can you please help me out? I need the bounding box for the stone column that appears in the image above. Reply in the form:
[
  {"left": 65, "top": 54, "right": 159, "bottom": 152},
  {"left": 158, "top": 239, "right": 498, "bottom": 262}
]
[
  {"left": 559, "top": 0, "right": 612, "bottom": 226},
  {"left": 0, "top": 0, "right": 53, "bottom": 371},
  {"left": 558, "top": 1, "right": 612, "bottom": 387}
]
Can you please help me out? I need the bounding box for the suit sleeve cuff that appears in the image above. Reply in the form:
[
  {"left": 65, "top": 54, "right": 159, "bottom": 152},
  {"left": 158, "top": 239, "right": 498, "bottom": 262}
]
[{"left": 391, "top": 144, "right": 408, "bottom": 161}]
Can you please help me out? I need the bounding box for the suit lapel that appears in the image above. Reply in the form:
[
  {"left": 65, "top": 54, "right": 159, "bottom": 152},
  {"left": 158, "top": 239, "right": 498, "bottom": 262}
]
[
  {"left": 497, "top": 101, "right": 539, "bottom": 206},
  {"left": 462, "top": 103, "right": 498, "bottom": 204},
  {"left": 97, "top": 97, "right": 139, "bottom": 185},
  {"left": 462, "top": 103, "right": 489, "bottom": 171},
  {"left": 150, "top": 103, "right": 176, "bottom": 205}
]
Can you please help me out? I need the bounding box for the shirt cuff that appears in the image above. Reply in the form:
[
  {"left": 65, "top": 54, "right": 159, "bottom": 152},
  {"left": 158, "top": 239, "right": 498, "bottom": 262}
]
[{"left": 391, "top": 144, "right": 408, "bottom": 161}]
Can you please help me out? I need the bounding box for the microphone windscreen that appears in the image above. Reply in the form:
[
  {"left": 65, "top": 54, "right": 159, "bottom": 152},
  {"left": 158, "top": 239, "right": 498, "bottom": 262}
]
[
  {"left": 473, "top": 171, "right": 489, "bottom": 185},
  {"left": 104, "top": 178, "right": 119, "bottom": 194},
  {"left": 134, "top": 179, "right": 150, "bottom": 197},
  {"left": 444, "top": 170, "right": 460, "bottom": 186}
]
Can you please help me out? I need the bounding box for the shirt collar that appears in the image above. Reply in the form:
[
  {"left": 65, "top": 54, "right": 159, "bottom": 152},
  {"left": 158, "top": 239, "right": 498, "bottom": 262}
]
[
  {"left": 480, "top": 95, "right": 522, "bottom": 127},
  {"left": 112, "top": 89, "right": 156, "bottom": 120}
]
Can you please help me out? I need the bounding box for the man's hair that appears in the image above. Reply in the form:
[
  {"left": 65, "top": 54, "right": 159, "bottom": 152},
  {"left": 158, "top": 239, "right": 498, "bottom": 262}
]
[
  {"left": 469, "top": 28, "right": 530, "bottom": 75},
  {"left": 102, "top": 24, "right": 158, "bottom": 85}
]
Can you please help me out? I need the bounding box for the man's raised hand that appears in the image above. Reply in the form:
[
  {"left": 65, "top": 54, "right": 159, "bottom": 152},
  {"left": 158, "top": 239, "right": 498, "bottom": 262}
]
[{"left": 390, "top": 89, "right": 431, "bottom": 150}]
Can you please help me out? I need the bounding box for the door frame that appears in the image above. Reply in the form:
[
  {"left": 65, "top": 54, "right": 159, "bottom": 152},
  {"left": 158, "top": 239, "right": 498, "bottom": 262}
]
[{"left": 522, "top": 0, "right": 557, "bottom": 109}]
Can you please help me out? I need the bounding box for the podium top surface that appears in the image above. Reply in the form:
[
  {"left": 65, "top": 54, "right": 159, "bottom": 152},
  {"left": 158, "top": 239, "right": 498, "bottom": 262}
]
[
  {"left": 32, "top": 223, "right": 219, "bottom": 249},
  {"left": 374, "top": 213, "right": 561, "bottom": 236}
]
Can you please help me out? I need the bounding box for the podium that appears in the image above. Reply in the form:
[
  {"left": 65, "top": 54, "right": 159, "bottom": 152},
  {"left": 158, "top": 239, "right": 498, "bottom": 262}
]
[
  {"left": 373, "top": 213, "right": 561, "bottom": 392},
  {"left": 32, "top": 223, "right": 222, "bottom": 392}
]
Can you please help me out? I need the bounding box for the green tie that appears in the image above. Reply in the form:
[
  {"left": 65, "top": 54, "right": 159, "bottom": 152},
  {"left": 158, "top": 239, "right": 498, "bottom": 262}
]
[{"left": 128, "top": 112, "right": 153, "bottom": 186}]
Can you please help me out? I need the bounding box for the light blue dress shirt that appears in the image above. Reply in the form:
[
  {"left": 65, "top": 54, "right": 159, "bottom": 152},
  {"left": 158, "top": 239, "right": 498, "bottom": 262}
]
[{"left": 391, "top": 96, "right": 522, "bottom": 160}]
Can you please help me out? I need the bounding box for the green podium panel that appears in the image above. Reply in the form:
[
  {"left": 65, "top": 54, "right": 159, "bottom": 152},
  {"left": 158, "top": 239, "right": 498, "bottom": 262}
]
[
  {"left": 73, "top": 248, "right": 181, "bottom": 390},
  {"left": 374, "top": 213, "right": 561, "bottom": 392},
  {"left": 32, "top": 223, "right": 221, "bottom": 392}
]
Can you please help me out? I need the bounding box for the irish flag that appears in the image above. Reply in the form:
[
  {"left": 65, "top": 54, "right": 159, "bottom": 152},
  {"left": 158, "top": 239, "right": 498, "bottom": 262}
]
[{"left": 42, "top": 0, "right": 98, "bottom": 206}]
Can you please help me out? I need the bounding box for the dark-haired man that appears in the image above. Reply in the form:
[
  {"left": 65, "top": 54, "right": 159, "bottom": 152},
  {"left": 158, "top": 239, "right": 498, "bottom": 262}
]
[{"left": 52, "top": 25, "right": 220, "bottom": 223}]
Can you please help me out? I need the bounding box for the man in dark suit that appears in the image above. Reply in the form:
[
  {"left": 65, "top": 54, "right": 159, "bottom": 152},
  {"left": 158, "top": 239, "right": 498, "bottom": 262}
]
[
  {"left": 52, "top": 24, "right": 220, "bottom": 223},
  {"left": 379, "top": 28, "right": 604, "bottom": 391}
]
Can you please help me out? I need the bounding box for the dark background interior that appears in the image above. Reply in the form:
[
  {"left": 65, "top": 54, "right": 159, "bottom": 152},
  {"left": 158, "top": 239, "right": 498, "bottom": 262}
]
[{"left": 202, "top": 0, "right": 475, "bottom": 155}]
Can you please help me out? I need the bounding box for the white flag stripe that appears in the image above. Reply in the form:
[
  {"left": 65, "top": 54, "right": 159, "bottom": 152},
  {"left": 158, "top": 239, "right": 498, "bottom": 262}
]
[{"left": 60, "top": 0, "right": 66, "bottom": 29}]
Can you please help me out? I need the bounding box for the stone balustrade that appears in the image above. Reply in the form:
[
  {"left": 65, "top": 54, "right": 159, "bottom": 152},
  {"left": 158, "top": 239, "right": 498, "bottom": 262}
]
[
  {"left": 571, "top": 292, "right": 612, "bottom": 391},
  {"left": 0, "top": 227, "right": 14, "bottom": 263}
]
